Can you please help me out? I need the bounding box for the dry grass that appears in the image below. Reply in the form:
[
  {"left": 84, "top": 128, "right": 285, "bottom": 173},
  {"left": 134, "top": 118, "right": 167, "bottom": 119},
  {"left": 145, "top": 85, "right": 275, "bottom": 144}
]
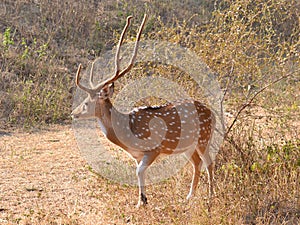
[{"left": 0, "top": 124, "right": 299, "bottom": 224}]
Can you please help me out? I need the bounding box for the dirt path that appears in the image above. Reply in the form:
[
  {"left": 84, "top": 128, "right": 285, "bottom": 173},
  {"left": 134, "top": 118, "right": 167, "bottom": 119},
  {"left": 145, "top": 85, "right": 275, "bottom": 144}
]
[
  {"left": 0, "top": 125, "right": 120, "bottom": 224},
  {"left": 0, "top": 125, "right": 198, "bottom": 225}
]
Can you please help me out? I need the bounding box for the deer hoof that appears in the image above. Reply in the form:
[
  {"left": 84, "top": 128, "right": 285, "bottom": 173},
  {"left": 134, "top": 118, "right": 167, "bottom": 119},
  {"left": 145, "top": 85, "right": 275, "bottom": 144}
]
[{"left": 141, "top": 193, "right": 148, "bottom": 205}]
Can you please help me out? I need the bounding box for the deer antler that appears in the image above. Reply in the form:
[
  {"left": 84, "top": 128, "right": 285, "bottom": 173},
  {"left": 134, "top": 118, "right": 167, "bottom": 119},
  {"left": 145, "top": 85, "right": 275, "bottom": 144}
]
[
  {"left": 76, "top": 15, "right": 147, "bottom": 93},
  {"left": 94, "top": 14, "right": 147, "bottom": 90}
]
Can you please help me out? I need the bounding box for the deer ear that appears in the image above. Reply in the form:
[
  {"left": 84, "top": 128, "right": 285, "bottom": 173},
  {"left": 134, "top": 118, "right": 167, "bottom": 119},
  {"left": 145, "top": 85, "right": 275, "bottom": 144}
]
[{"left": 108, "top": 83, "right": 114, "bottom": 98}]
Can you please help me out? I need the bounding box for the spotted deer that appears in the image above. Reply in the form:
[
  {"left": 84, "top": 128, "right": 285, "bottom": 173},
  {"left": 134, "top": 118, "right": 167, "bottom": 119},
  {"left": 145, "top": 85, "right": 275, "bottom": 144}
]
[{"left": 71, "top": 14, "right": 215, "bottom": 207}]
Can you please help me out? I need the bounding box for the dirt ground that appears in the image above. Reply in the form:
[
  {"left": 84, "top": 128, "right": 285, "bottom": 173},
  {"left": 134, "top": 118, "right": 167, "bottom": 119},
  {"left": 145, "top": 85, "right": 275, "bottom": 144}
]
[
  {"left": 1, "top": 125, "right": 101, "bottom": 223},
  {"left": 1, "top": 124, "right": 299, "bottom": 225},
  {"left": 0, "top": 125, "right": 208, "bottom": 225}
]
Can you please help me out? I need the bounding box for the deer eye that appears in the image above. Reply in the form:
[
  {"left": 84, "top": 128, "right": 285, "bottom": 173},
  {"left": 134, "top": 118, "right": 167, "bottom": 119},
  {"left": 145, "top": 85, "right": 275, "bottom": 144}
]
[{"left": 83, "top": 102, "right": 88, "bottom": 110}]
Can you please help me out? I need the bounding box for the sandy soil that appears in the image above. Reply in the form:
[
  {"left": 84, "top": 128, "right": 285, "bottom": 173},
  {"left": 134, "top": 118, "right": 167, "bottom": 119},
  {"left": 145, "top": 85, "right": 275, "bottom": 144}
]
[
  {"left": 0, "top": 125, "right": 200, "bottom": 225},
  {"left": 0, "top": 125, "right": 118, "bottom": 224}
]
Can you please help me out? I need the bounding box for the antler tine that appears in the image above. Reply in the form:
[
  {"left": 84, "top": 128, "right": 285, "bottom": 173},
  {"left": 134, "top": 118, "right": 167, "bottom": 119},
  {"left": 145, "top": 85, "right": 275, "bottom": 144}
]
[
  {"left": 117, "top": 14, "right": 147, "bottom": 78},
  {"left": 75, "top": 64, "right": 93, "bottom": 94},
  {"left": 115, "top": 15, "right": 133, "bottom": 77},
  {"left": 89, "top": 61, "right": 96, "bottom": 89}
]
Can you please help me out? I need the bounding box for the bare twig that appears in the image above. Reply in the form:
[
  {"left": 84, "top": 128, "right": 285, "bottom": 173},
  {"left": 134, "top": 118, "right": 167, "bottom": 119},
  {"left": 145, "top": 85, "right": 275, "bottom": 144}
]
[{"left": 225, "top": 70, "right": 298, "bottom": 138}]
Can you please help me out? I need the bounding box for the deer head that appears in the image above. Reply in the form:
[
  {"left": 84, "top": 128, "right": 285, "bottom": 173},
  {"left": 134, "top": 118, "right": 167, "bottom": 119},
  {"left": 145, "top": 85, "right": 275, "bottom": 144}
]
[{"left": 71, "top": 15, "right": 147, "bottom": 120}]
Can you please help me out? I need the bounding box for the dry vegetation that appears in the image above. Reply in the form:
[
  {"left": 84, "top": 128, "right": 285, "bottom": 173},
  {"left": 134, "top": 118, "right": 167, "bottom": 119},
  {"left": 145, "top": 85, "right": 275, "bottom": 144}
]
[{"left": 0, "top": 0, "right": 299, "bottom": 224}]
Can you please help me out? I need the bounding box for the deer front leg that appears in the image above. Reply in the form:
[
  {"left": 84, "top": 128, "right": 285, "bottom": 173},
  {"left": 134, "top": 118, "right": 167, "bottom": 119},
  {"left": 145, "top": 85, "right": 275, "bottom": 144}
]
[
  {"left": 136, "top": 152, "right": 159, "bottom": 208},
  {"left": 136, "top": 162, "right": 147, "bottom": 207}
]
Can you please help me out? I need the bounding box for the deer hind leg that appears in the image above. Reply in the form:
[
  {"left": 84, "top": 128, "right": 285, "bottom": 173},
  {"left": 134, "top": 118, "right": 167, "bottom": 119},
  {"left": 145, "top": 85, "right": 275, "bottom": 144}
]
[
  {"left": 206, "top": 161, "right": 214, "bottom": 198},
  {"left": 186, "top": 151, "right": 202, "bottom": 200},
  {"left": 136, "top": 151, "right": 159, "bottom": 208},
  {"left": 198, "top": 146, "right": 214, "bottom": 199}
]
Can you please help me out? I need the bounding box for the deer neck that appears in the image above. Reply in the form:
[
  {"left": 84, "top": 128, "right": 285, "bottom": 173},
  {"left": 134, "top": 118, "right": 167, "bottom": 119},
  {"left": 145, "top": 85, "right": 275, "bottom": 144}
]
[{"left": 95, "top": 98, "right": 127, "bottom": 149}]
